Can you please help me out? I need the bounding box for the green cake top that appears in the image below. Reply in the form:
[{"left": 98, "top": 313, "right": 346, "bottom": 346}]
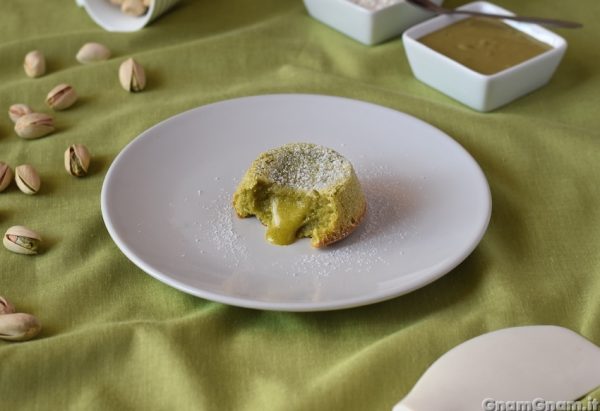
[{"left": 252, "top": 143, "right": 352, "bottom": 191}]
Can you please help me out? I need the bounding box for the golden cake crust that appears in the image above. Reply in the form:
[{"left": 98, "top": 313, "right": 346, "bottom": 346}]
[{"left": 312, "top": 201, "right": 367, "bottom": 248}]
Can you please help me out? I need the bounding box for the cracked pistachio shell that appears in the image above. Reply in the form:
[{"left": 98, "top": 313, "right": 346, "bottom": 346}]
[
  {"left": 8, "top": 103, "right": 33, "bottom": 123},
  {"left": 0, "top": 297, "right": 15, "bottom": 315},
  {"left": 14, "top": 164, "right": 41, "bottom": 195},
  {"left": 119, "top": 58, "right": 146, "bottom": 92},
  {"left": 14, "top": 112, "right": 55, "bottom": 139},
  {"left": 121, "top": 0, "right": 148, "bottom": 16},
  {"left": 65, "top": 144, "right": 91, "bottom": 177},
  {"left": 76, "top": 42, "right": 111, "bottom": 64},
  {"left": 0, "top": 313, "right": 41, "bottom": 342},
  {"left": 0, "top": 162, "right": 13, "bottom": 193},
  {"left": 3, "top": 225, "right": 41, "bottom": 255},
  {"left": 23, "top": 50, "right": 46, "bottom": 78},
  {"left": 46, "top": 84, "right": 78, "bottom": 110}
]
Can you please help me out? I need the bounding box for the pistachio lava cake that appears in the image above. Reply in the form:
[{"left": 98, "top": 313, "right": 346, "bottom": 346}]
[{"left": 233, "top": 143, "right": 366, "bottom": 247}]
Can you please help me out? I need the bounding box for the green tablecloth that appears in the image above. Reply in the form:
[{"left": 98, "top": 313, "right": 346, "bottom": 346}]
[{"left": 1, "top": 0, "right": 599, "bottom": 409}]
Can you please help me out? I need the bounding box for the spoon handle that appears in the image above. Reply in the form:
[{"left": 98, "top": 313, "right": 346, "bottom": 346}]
[{"left": 445, "top": 10, "right": 583, "bottom": 29}]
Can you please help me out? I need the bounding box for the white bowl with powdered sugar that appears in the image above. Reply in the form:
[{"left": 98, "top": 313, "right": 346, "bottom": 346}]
[{"left": 303, "top": 0, "right": 443, "bottom": 45}]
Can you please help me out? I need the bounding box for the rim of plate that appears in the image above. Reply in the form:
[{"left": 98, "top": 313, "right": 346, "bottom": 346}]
[{"left": 101, "top": 93, "right": 492, "bottom": 311}]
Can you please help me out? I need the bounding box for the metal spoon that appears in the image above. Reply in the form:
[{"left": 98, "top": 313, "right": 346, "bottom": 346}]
[{"left": 406, "top": 0, "right": 583, "bottom": 29}]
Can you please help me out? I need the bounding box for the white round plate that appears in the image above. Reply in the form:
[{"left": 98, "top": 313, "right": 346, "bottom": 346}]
[{"left": 101, "top": 94, "right": 491, "bottom": 311}]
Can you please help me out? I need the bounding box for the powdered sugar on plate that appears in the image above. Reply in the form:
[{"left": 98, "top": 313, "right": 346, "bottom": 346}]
[
  {"left": 195, "top": 183, "right": 249, "bottom": 269},
  {"left": 193, "top": 162, "right": 418, "bottom": 278}
]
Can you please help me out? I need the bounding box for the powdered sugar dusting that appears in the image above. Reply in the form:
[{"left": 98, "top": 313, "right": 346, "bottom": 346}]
[
  {"left": 200, "top": 162, "right": 415, "bottom": 277},
  {"left": 255, "top": 143, "right": 351, "bottom": 191},
  {"left": 198, "top": 186, "right": 249, "bottom": 268}
]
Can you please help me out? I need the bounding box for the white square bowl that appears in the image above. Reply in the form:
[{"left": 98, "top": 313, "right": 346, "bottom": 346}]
[
  {"left": 402, "top": 1, "right": 567, "bottom": 111},
  {"left": 303, "top": 0, "right": 443, "bottom": 46}
]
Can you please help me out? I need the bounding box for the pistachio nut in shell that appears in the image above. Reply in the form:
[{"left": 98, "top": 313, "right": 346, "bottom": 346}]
[
  {"left": 119, "top": 58, "right": 146, "bottom": 92},
  {"left": 46, "top": 84, "right": 78, "bottom": 110},
  {"left": 14, "top": 164, "right": 41, "bottom": 195},
  {"left": 65, "top": 144, "right": 91, "bottom": 177},
  {"left": 3, "top": 225, "right": 42, "bottom": 255},
  {"left": 23, "top": 50, "right": 46, "bottom": 78},
  {"left": 8, "top": 103, "right": 33, "bottom": 123},
  {"left": 0, "top": 313, "right": 42, "bottom": 342},
  {"left": 121, "top": 0, "right": 148, "bottom": 16},
  {"left": 14, "top": 112, "right": 54, "bottom": 139},
  {"left": 0, "top": 296, "right": 15, "bottom": 315},
  {"left": 76, "top": 42, "right": 111, "bottom": 64},
  {"left": 0, "top": 162, "right": 13, "bottom": 193}
]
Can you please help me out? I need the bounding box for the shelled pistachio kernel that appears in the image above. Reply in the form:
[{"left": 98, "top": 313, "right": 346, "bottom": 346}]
[
  {"left": 46, "top": 84, "right": 78, "bottom": 111},
  {"left": 8, "top": 104, "right": 33, "bottom": 123},
  {"left": 3, "top": 225, "right": 41, "bottom": 255},
  {"left": 0, "top": 313, "right": 42, "bottom": 341},
  {"left": 14, "top": 164, "right": 41, "bottom": 195},
  {"left": 0, "top": 296, "right": 16, "bottom": 315},
  {"left": 119, "top": 58, "right": 146, "bottom": 92},
  {"left": 76, "top": 42, "right": 111, "bottom": 64},
  {"left": 14, "top": 113, "right": 54, "bottom": 139},
  {"left": 23, "top": 50, "right": 46, "bottom": 78},
  {"left": 121, "top": 0, "right": 148, "bottom": 16},
  {"left": 65, "top": 144, "right": 91, "bottom": 177},
  {"left": 0, "top": 162, "right": 13, "bottom": 193}
]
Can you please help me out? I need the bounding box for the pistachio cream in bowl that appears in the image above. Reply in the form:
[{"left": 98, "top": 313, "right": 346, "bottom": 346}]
[{"left": 403, "top": 1, "right": 567, "bottom": 111}]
